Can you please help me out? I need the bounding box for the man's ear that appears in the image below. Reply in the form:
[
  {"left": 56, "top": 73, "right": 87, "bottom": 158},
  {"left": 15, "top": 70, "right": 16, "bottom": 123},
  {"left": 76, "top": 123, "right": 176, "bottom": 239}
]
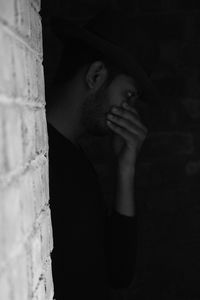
[{"left": 86, "top": 61, "right": 108, "bottom": 91}]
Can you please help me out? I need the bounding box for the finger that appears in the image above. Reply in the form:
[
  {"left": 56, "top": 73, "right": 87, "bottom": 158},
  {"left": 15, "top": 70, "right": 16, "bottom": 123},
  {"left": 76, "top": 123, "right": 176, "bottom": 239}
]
[
  {"left": 106, "top": 116, "right": 147, "bottom": 144},
  {"left": 122, "top": 102, "right": 148, "bottom": 127},
  {"left": 121, "top": 101, "right": 140, "bottom": 114},
  {"left": 106, "top": 120, "right": 135, "bottom": 142},
  {"left": 110, "top": 106, "right": 147, "bottom": 132},
  {"left": 112, "top": 104, "right": 139, "bottom": 117},
  {"left": 107, "top": 112, "right": 147, "bottom": 137}
]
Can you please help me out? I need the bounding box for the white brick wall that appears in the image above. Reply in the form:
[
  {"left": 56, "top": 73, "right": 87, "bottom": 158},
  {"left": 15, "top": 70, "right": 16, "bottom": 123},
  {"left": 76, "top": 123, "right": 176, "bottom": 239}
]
[{"left": 0, "top": 0, "right": 54, "bottom": 299}]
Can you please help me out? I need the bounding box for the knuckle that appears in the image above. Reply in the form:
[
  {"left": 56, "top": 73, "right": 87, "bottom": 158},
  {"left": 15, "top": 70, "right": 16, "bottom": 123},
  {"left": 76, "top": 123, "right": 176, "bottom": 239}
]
[
  {"left": 118, "top": 107, "right": 127, "bottom": 117},
  {"left": 120, "top": 109, "right": 126, "bottom": 116}
]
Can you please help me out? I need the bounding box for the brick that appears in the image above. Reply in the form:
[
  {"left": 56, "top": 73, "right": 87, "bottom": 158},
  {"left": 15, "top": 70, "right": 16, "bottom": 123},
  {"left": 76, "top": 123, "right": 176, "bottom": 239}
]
[
  {"left": 43, "top": 257, "right": 54, "bottom": 300},
  {"left": 18, "top": 50, "right": 41, "bottom": 103},
  {"left": 32, "top": 163, "right": 46, "bottom": 216},
  {"left": 31, "top": 0, "right": 41, "bottom": 12},
  {"left": 9, "top": 249, "right": 29, "bottom": 300},
  {"left": 27, "top": 50, "right": 38, "bottom": 101},
  {"left": 0, "top": 183, "right": 22, "bottom": 264},
  {"left": 1, "top": 105, "right": 24, "bottom": 173},
  {"left": 0, "top": 0, "right": 16, "bottom": 27},
  {"left": 36, "top": 60, "right": 45, "bottom": 104},
  {"left": 0, "top": 269, "right": 11, "bottom": 299},
  {"left": 38, "top": 156, "right": 50, "bottom": 206},
  {"left": 33, "top": 277, "right": 46, "bottom": 300},
  {"left": 40, "top": 209, "right": 53, "bottom": 263},
  {"left": 49, "top": 215, "right": 53, "bottom": 254},
  {"left": 20, "top": 171, "right": 36, "bottom": 234},
  {"left": 30, "top": 5, "right": 42, "bottom": 54},
  {"left": 43, "top": 158, "right": 50, "bottom": 203},
  {"left": 0, "top": 1, "right": 53, "bottom": 299},
  {"left": 31, "top": 227, "right": 43, "bottom": 292},
  {"left": 25, "top": 243, "right": 34, "bottom": 297},
  {"left": 0, "top": 30, "right": 15, "bottom": 97},
  {"left": 31, "top": 157, "right": 49, "bottom": 212},
  {"left": 0, "top": 107, "right": 7, "bottom": 174},
  {"left": 35, "top": 109, "right": 48, "bottom": 155},
  {"left": 13, "top": 40, "right": 29, "bottom": 99},
  {"left": 11, "top": 38, "right": 44, "bottom": 104},
  {"left": 16, "top": 0, "right": 31, "bottom": 37},
  {"left": 21, "top": 107, "right": 36, "bottom": 163}
]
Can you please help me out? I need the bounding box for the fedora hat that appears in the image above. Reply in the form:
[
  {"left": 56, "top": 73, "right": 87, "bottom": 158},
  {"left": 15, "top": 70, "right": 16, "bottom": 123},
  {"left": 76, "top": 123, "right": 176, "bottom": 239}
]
[{"left": 50, "top": 8, "right": 160, "bottom": 106}]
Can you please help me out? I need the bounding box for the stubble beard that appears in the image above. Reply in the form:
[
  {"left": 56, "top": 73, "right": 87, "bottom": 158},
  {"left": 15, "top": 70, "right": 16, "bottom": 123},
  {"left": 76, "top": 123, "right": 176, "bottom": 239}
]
[{"left": 81, "top": 88, "right": 110, "bottom": 137}]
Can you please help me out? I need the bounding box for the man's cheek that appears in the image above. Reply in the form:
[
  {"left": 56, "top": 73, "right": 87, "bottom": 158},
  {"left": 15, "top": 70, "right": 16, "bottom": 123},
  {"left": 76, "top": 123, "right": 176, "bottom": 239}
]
[{"left": 107, "top": 92, "right": 122, "bottom": 108}]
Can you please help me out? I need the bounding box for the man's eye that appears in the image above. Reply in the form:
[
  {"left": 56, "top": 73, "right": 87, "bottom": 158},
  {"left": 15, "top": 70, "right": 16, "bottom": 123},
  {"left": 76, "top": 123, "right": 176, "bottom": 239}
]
[{"left": 127, "top": 91, "right": 138, "bottom": 100}]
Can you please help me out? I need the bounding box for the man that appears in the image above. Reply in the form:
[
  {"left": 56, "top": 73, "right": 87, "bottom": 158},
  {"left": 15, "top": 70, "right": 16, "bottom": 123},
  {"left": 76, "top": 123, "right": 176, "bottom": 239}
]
[{"left": 45, "top": 13, "right": 158, "bottom": 300}]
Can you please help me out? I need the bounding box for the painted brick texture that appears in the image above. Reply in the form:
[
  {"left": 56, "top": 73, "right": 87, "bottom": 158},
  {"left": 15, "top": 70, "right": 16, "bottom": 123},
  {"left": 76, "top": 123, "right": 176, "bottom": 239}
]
[{"left": 0, "top": 1, "right": 54, "bottom": 300}]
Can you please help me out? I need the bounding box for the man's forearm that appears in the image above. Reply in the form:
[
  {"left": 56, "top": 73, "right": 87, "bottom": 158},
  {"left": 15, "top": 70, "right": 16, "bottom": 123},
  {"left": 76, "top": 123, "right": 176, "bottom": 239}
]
[
  {"left": 107, "top": 168, "right": 137, "bottom": 288},
  {"left": 114, "top": 168, "right": 136, "bottom": 217}
]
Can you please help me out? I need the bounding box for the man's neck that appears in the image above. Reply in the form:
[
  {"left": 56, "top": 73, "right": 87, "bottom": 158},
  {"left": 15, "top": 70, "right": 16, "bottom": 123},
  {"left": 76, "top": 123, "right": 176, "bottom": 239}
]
[{"left": 46, "top": 100, "right": 83, "bottom": 146}]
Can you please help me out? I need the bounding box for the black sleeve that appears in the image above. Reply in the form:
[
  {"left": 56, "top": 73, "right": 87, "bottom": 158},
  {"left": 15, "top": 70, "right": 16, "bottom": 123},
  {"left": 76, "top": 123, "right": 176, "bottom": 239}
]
[
  {"left": 48, "top": 124, "right": 110, "bottom": 299},
  {"left": 104, "top": 209, "right": 138, "bottom": 289}
]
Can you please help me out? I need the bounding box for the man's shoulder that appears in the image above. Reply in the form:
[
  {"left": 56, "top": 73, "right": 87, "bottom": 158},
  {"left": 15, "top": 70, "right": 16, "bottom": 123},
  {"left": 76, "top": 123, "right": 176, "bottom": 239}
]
[
  {"left": 47, "top": 122, "right": 96, "bottom": 173},
  {"left": 47, "top": 122, "right": 77, "bottom": 154}
]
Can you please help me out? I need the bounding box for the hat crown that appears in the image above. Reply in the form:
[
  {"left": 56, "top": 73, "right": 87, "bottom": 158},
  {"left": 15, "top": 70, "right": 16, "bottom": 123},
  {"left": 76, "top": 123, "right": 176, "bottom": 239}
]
[
  {"left": 84, "top": 9, "right": 158, "bottom": 76},
  {"left": 50, "top": 10, "right": 159, "bottom": 104},
  {"left": 85, "top": 9, "right": 135, "bottom": 55}
]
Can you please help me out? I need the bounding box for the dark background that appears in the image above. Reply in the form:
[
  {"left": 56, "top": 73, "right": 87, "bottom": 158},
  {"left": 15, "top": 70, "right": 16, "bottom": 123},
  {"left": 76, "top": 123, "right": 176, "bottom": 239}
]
[{"left": 41, "top": 1, "right": 200, "bottom": 299}]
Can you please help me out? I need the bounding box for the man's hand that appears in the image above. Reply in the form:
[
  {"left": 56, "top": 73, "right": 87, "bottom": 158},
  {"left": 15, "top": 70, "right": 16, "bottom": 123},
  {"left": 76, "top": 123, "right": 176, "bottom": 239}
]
[{"left": 106, "top": 101, "right": 147, "bottom": 174}]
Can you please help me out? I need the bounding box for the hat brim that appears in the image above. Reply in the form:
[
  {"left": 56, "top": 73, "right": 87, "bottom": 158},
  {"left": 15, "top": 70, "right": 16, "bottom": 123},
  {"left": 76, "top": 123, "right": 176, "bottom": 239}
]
[{"left": 50, "top": 18, "right": 160, "bottom": 105}]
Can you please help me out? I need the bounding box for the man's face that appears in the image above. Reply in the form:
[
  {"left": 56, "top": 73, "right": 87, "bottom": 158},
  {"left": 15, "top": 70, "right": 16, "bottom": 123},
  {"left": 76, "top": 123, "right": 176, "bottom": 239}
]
[{"left": 81, "top": 74, "right": 140, "bottom": 136}]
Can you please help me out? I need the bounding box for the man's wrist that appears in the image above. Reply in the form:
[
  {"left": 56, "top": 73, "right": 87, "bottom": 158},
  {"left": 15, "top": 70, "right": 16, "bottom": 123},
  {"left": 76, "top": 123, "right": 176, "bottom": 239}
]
[
  {"left": 115, "top": 166, "right": 136, "bottom": 217},
  {"left": 118, "top": 165, "right": 135, "bottom": 179}
]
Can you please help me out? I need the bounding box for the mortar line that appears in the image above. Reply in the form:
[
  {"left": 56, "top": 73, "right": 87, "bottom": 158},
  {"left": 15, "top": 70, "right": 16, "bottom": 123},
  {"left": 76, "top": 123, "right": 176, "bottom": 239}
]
[
  {"left": 0, "top": 205, "right": 52, "bottom": 276},
  {"left": 0, "top": 17, "right": 43, "bottom": 62},
  {"left": 0, "top": 95, "right": 46, "bottom": 108},
  {"left": 0, "top": 152, "right": 48, "bottom": 188}
]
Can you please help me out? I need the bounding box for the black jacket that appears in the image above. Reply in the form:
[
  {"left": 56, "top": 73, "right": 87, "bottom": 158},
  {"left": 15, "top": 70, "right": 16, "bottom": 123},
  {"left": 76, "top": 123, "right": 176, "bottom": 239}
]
[{"left": 47, "top": 122, "right": 137, "bottom": 300}]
